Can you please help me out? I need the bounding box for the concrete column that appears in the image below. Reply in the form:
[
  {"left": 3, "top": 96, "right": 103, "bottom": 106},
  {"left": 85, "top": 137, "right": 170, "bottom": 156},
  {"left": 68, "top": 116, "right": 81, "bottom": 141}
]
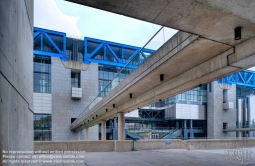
[
  {"left": 184, "top": 120, "right": 187, "bottom": 129},
  {"left": 114, "top": 117, "right": 117, "bottom": 128},
  {"left": 85, "top": 128, "right": 88, "bottom": 140},
  {"left": 118, "top": 112, "right": 125, "bottom": 140},
  {"left": 78, "top": 131, "right": 81, "bottom": 140},
  {"left": 176, "top": 121, "right": 179, "bottom": 129},
  {"left": 190, "top": 120, "right": 194, "bottom": 139},
  {"left": 101, "top": 121, "right": 106, "bottom": 140}
]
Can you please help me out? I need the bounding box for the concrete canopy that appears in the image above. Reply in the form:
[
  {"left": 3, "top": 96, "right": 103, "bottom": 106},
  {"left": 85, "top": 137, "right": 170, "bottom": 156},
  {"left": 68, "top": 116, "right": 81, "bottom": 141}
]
[
  {"left": 67, "top": 0, "right": 255, "bottom": 131},
  {"left": 66, "top": 0, "right": 255, "bottom": 45}
]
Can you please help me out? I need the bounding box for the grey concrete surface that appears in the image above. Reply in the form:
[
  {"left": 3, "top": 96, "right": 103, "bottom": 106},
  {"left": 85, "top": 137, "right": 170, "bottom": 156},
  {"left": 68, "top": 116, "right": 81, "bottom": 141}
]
[
  {"left": 26, "top": 147, "right": 255, "bottom": 166},
  {"left": 34, "top": 139, "right": 187, "bottom": 152},
  {"left": 0, "top": 0, "right": 34, "bottom": 165},
  {"left": 207, "top": 82, "right": 236, "bottom": 138},
  {"left": 66, "top": 0, "right": 255, "bottom": 133},
  {"left": 67, "top": 0, "right": 255, "bottom": 46}
]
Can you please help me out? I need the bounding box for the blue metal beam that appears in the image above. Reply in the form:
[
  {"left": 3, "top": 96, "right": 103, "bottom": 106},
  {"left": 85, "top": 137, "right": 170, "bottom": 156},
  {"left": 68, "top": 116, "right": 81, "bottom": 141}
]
[
  {"left": 88, "top": 43, "right": 104, "bottom": 58},
  {"left": 106, "top": 44, "right": 120, "bottom": 62},
  {"left": 43, "top": 32, "right": 62, "bottom": 54},
  {"left": 218, "top": 70, "right": 255, "bottom": 88},
  {"left": 83, "top": 37, "right": 155, "bottom": 68},
  {"left": 34, "top": 27, "right": 67, "bottom": 60},
  {"left": 33, "top": 31, "right": 40, "bottom": 39}
]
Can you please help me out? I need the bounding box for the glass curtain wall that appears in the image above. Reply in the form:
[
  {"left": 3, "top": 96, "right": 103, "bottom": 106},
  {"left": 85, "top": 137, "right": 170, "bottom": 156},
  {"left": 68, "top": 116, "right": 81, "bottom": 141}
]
[
  {"left": 33, "top": 56, "right": 51, "bottom": 93},
  {"left": 34, "top": 114, "right": 52, "bottom": 141}
]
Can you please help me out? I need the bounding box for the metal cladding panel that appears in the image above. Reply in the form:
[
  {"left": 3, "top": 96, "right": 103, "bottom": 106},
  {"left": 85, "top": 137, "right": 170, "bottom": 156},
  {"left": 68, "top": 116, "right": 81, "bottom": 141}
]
[
  {"left": 248, "top": 96, "right": 255, "bottom": 126},
  {"left": 237, "top": 99, "right": 243, "bottom": 127},
  {"left": 248, "top": 96, "right": 255, "bottom": 137},
  {"left": 176, "top": 104, "right": 206, "bottom": 120},
  {"left": 164, "top": 105, "right": 176, "bottom": 119},
  {"left": 165, "top": 104, "right": 206, "bottom": 120},
  {"left": 33, "top": 93, "right": 52, "bottom": 114}
]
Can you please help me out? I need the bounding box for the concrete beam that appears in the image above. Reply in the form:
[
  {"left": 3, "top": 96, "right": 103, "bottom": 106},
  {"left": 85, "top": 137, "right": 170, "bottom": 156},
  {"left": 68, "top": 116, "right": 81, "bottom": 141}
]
[
  {"left": 67, "top": 0, "right": 255, "bottom": 46},
  {"left": 72, "top": 30, "right": 255, "bottom": 131}
]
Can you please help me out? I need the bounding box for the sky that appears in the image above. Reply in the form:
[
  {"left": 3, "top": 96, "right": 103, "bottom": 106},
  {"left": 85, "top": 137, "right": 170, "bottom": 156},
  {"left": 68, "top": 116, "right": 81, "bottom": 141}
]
[{"left": 34, "top": 0, "right": 178, "bottom": 49}]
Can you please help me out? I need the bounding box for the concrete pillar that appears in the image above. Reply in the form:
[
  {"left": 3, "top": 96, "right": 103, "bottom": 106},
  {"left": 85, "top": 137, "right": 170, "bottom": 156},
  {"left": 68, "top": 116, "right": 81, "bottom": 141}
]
[
  {"left": 176, "top": 121, "right": 179, "bottom": 129},
  {"left": 101, "top": 121, "right": 106, "bottom": 140},
  {"left": 118, "top": 112, "right": 125, "bottom": 140},
  {"left": 85, "top": 128, "right": 88, "bottom": 140},
  {"left": 114, "top": 117, "right": 117, "bottom": 128},
  {"left": 190, "top": 120, "right": 194, "bottom": 139},
  {"left": 78, "top": 131, "right": 81, "bottom": 140},
  {"left": 184, "top": 120, "right": 187, "bottom": 129}
]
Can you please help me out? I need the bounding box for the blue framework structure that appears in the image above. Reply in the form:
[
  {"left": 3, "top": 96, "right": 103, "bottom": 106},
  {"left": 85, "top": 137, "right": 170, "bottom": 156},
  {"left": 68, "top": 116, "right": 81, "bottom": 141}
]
[
  {"left": 83, "top": 37, "right": 155, "bottom": 69},
  {"left": 218, "top": 70, "right": 255, "bottom": 88},
  {"left": 33, "top": 27, "right": 68, "bottom": 60}
]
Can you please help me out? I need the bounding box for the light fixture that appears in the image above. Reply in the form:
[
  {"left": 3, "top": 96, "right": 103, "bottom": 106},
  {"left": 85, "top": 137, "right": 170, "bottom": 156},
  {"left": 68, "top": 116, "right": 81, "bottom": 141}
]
[
  {"left": 235, "top": 27, "right": 241, "bottom": 40},
  {"left": 160, "top": 74, "right": 164, "bottom": 82}
]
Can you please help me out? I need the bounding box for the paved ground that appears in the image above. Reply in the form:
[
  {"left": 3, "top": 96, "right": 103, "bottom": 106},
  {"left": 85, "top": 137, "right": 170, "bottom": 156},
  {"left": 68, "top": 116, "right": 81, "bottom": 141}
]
[{"left": 9, "top": 148, "right": 255, "bottom": 166}]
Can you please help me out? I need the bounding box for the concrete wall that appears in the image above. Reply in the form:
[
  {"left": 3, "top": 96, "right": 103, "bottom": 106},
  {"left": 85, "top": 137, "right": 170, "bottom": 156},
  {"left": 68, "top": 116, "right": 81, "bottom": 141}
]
[
  {"left": 0, "top": 0, "right": 34, "bottom": 165},
  {"left": 35, "top": 139, "right": 255, "bottom": 152},
  {"left": 207, "top": 82, "right": 236, "bottom": 138},
  {"left": 34, "top": 139, "right": 187, "bottom": 152},
  {"left": 51, "top": 57, "right": 99, "bottom": 140},
  {"left": 187, "top": 138, "right": 255, "bottom": 150}
]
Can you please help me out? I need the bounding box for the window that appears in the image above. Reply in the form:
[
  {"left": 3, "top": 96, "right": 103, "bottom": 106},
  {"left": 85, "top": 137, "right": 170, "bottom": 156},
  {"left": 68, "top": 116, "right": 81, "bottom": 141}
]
[
  {"left": 209, "top": 83, "right": 212, "bottom": 92},
  {"left": 71, "top": 72, "right": 80, "bottom": 88},
  {"left": 71, "top": 118, "right": 76, "bottom": 124},
  {"left": 223, "top": 123, "right": 227, "bottom": 129},
  {"left": 34, "top": 114, "right": 52, "bottom": 141},
  {"left": 33, "top": 56, "right": 51, "bottom": 93}
]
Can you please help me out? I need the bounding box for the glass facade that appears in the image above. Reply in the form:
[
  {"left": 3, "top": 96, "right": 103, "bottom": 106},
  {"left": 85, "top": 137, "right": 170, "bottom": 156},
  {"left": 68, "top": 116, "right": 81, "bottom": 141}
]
[
  {"left": 33, "top": 56, "right": 51, "bottom": 93},
  {"left": 98, "top": 65, "right": 131, "bottom": 97},
  {"left": 148, "top": 85, "right": 207, "bottom": 108},
  {"left": 71, "top": 72, "right": 80, "bottom": 88},
  {"left": 34, "top": 114, "right": 52, "bottom": 141}
]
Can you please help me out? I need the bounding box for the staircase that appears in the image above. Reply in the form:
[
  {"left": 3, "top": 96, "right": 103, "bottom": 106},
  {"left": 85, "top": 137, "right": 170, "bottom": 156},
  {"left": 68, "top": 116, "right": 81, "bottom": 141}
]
[
  {"left": 125, "top": 130, "right": 144, "bottom": 140},
  {"left": 162, "top": 128, "right": 183, "bottom": 139}
]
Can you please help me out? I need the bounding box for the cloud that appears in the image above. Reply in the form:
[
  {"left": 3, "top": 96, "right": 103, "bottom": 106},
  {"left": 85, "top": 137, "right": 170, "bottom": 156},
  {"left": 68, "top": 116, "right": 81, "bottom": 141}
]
[{"left": 34, "top": 0, "right": 81, "bottom": 36}]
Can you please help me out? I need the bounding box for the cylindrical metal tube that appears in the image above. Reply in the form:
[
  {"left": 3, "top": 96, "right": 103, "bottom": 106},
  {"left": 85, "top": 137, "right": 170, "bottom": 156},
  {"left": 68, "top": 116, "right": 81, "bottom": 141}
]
[
  {"left": 237, "top": 99, "right": 243, "bottom": 138},
  {"left": 237, "top": 99, "right": 243, "bottom": 127},
  {"left": 248, "top": 96, "right": 255, "bottom": 137}
]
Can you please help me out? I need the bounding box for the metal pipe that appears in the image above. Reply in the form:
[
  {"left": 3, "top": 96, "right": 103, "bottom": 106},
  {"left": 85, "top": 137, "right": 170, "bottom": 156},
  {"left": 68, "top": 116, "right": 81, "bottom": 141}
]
[
  {"left": 237, "top": 99, "right": 243, "bottom": 138},
  {"left": 248, "top": 96, "right": 255, "bottom": 137}
]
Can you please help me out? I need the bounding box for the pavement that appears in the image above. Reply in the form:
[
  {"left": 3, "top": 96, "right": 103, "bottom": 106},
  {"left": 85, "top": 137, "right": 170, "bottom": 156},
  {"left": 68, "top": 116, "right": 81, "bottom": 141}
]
[{"left": 10, "top": 147, "right": 255, "bottom": 166}]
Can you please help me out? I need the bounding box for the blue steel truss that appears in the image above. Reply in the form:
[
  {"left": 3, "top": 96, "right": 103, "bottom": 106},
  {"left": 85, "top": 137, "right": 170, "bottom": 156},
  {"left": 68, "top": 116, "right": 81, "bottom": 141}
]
[
  {"left": 33, "top": 27, "right": 68, "bottom": 60},
  {"left": 218, "top": 70, "right": 255, "bottom": 88},
  {"left": 83, "top": 37, "right": 155, "bottom": 69}
]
